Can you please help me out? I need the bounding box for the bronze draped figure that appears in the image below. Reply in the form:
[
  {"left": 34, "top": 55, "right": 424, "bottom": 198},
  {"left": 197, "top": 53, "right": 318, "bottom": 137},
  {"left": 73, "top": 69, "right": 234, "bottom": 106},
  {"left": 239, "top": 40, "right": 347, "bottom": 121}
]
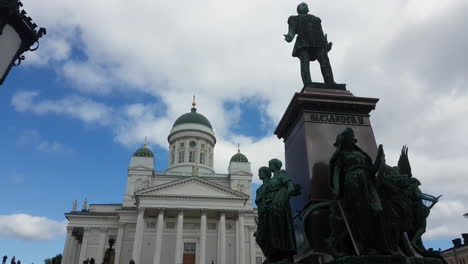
[{"left": 327, "top": 128, "right": 441, "bottom": 258}]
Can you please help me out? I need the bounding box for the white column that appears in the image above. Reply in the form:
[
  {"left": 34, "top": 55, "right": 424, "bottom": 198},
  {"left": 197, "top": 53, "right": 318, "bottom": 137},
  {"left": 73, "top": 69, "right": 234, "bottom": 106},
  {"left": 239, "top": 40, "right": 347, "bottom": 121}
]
[
  {"left": 132, "top": 207, "right": 145, "bottom": 263},
  {"left": 239, "top": 213, "right": 245, "bottom": 264},
  {"left": 199, "top": 210, "right": 207, "bottom": 264},
  {"left": 96, "top": 229, "right": 107, "bottom": 264},
  {"left": 114, "top": 223, "right": 125, "bottom": 264},
  {"left": 78, "top": 227, "right": 91, "bottom": 264},
  {"left": 235, "top": 217, "right": 239, "bottom": 264},
  {"left": 249, "top": 226, "right": 256, "bottom": 264},
  {"left": 153, "top": 209, "right": 165, "bottom": 264},
  {"left": 174, "top": 209, "right": 184, "bottom": 264},
  {"left": 218, "top": 212, "right": 226, "bottom": 264},
  {"left": 71, "top": 239, "right": 81, "bottom": 264},
  {"left": 62, "top": 227, "right": 73, "bottom": 264},
  {"left": 69, "top": 237, "right": 78, "bottom": 264}
]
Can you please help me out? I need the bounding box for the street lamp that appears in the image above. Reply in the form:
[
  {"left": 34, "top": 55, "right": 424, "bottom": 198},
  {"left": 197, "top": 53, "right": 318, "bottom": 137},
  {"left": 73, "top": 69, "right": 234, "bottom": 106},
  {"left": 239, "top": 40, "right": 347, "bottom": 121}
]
[{"left": 0, "top": 0, "right": 46, "bottom": 85}]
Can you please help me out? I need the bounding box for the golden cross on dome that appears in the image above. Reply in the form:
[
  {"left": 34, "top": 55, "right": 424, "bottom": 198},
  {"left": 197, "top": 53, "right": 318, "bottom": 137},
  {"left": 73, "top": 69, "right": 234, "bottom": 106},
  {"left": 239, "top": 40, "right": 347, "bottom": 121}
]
[
  {"left": 144, "top": 136, "right": 148, "bottom": 147},
  {"left": 192, "top": 95, "right": 196, "bottom": 108},
  {"left": 237, "top": 143, "right": 240, "bottom": 153}
]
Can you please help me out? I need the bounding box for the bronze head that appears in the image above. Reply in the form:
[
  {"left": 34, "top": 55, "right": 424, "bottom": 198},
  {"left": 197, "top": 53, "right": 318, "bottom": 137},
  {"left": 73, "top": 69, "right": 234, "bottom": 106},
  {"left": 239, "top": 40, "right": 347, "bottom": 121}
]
[
  {"left": 259, "top": 166, "right": 272, "bottom": 180},
  {"left": 268, "top": 158, "right": 283, "bottom": 172},
  {"left": 297, "top": 2, "right": 309, "bottom": 15}
]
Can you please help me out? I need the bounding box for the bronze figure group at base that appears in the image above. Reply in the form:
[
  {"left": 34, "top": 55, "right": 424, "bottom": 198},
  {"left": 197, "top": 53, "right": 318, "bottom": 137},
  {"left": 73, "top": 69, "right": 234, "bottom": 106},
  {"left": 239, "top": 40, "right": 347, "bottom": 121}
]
[
  {"left": 255, "top": 128, "right": 441, "bottom": 264},
  {"left": 327, "top": 128, "right": 441, "bottom": 258}
]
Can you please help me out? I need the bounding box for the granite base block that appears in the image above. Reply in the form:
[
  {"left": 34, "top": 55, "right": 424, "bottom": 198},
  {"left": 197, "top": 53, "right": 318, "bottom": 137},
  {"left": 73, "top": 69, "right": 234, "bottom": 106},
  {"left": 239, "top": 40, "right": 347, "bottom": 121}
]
[{"left": 324, "top": 256, "right": 443, "bottom": 264}]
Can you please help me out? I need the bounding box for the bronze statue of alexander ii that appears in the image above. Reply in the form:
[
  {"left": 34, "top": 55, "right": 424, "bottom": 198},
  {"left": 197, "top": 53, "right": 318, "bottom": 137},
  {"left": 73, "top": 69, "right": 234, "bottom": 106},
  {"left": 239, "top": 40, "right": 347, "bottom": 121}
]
[{"left": 284, "top": 2, "right": 335, "bottom": 86}]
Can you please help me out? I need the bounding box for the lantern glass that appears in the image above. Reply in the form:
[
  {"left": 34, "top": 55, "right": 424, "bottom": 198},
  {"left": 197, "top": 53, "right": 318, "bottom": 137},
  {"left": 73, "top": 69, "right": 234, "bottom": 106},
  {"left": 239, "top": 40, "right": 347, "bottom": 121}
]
[{"left": 0, "top": 24, "right": 22, "bottom": 81}]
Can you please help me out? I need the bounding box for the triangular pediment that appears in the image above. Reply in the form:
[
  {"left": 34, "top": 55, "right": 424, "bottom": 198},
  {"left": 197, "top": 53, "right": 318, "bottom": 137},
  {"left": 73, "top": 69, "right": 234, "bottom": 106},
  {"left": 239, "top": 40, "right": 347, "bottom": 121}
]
[{"left": 135, "top": 177, "right": 248, "bottom": 200}]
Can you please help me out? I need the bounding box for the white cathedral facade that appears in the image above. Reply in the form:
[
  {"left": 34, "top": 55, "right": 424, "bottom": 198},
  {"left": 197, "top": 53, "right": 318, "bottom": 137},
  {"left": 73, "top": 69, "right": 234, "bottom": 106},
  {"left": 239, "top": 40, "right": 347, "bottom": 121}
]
[{"left": 62, "top": 103, "right": 263, "bottom": 264}]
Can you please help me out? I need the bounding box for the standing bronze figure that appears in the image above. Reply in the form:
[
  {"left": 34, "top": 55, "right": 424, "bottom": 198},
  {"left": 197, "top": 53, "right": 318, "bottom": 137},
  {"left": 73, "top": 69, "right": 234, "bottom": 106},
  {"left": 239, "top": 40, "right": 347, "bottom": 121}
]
[
  {"left": 255, "top": 159, "right": 300, "bottom": 264},
  {"left": 284, "top": 2, "right": 335, "bottom": 86}
]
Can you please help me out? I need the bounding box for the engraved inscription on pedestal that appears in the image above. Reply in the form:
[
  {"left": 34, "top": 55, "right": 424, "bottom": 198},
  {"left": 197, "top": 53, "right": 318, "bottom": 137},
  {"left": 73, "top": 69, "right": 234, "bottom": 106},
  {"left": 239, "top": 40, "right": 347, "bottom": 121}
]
[{"left": 307, "top": 112, "right": 369, "bottom": 126}]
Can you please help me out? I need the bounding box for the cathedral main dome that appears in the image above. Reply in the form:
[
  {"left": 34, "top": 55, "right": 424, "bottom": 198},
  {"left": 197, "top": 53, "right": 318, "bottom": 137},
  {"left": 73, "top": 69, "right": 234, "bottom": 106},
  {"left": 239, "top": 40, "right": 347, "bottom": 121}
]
[
  {"left": 167, "top": 99, "right": 216, "bottom": 174},
  {"left": 172, "top": 107, "right": 212, "bottom": 129}
]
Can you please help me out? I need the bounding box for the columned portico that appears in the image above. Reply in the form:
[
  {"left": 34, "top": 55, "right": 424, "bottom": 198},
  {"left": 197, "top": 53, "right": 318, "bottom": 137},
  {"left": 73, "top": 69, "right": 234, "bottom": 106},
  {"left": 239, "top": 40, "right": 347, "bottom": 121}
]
[
  {"left": 153, "top": 209, "right": 165, "bottom": 264},
  {"left": 199, "top": 210, "right": 207, "bottom": 264},
  {"left": 132, "top": 207, "right": 145, "bottom": 263},
  {"left": 218, "top": 211, "right": 226, "bottom": 264},
  {"left": 175, "top": 209, "right": 184, "bottom": 264}
]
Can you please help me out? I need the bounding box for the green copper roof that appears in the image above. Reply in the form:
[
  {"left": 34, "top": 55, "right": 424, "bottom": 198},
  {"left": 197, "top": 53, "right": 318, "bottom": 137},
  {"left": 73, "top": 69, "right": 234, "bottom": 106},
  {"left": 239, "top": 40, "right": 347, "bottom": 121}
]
[
  {"left": 133, "top": 145, "right": 154, "bottom": 157},
  {"left": 173, "top": 107, "right": 213, "bottom": 129},
  {"left": 230, "top": 152, "right": 249, "bottom": 162}
]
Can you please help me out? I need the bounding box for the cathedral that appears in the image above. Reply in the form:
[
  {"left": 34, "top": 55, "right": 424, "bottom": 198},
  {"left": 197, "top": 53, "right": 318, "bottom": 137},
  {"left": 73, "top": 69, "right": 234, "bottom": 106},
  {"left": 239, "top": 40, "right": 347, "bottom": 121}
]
[{"left": 62, "top": 101, "right": 263, "bottom": 264}]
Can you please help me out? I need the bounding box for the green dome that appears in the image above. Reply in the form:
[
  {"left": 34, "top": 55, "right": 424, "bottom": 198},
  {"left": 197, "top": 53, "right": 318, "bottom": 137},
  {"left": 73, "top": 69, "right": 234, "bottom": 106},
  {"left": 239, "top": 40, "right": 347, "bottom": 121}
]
[
  {"left": 133, "top": 145, "right": 154, "bottom": 157},
  {"left": 230, "top": 152, "right": 249, "bottom": 162},
  {"left": 173, "top": 108, "right": 213, "bottom": 129}
]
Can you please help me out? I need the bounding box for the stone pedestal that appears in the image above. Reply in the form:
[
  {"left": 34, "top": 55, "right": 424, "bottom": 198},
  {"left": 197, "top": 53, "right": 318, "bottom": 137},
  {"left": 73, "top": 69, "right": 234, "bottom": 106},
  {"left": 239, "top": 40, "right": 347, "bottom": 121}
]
[
  {"left": 327, "top": 256, "right": 443, "bottom": 264},
  {"left": 274, "top": 83, "right": 380, "bottom": 262}
]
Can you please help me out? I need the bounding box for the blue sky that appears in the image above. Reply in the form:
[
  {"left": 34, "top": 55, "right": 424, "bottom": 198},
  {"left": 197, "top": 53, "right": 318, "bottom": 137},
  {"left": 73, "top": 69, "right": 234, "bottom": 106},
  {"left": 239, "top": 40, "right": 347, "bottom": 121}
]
[{"left": 2, "top": 0, "right": 468, "bottom": 263}]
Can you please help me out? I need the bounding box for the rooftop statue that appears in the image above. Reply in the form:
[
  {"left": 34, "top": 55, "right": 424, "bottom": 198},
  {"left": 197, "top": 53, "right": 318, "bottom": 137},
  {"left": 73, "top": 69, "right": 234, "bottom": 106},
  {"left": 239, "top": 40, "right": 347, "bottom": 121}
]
[
  {"left": 255, "top": 160, "right": 300, "bottom": 264},
  {"left": 284, "top": 2, "right": 335, "bottom": 86}
]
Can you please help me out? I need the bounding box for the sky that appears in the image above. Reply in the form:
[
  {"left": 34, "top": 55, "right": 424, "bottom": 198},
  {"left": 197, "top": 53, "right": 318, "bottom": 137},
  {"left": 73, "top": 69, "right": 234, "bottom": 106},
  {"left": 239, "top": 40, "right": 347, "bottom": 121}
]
[{"left": 1, "top": 0, "right": 468, "bottom": 263}]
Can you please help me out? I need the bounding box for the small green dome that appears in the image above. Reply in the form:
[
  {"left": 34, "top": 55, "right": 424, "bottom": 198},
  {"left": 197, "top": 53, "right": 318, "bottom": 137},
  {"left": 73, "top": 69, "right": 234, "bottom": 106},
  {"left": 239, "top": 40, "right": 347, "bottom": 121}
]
[
  {"left": 230, "top": 152, "right": 249, "bottom": 162},
  {"left": 173, "top": 108, "right": 213, "bottom": 129},
  {"left": 133, "top": 145, "right": 154, "bottom": 157}
]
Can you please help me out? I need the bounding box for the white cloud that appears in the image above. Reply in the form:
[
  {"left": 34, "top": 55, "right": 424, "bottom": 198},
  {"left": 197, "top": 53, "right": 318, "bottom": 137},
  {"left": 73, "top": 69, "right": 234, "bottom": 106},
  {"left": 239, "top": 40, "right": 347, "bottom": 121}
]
[
  {"left": 62, "top": 61, "right": 113, "bottom": 94},
  {"left": 12, "top": 91, "right": 112, "bottom": 125},
  {"left": 16, "top": 130, "right": 73, "bottom": 154},
  {"left": 0, "top": 214, "right": 66, "bottom": 241},
  {"left": 25, "top": 36, "right": 72, "bottom": 66},
  {"left": 424, "top": 200, "right": 468, "bottom": 240}
]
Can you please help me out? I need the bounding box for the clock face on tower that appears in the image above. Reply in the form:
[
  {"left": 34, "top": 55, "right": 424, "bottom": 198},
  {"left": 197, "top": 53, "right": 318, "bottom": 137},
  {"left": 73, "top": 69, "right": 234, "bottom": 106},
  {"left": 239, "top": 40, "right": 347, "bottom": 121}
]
[{"left": 189, "top": 141, "right": 197, "bottom": 148}]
